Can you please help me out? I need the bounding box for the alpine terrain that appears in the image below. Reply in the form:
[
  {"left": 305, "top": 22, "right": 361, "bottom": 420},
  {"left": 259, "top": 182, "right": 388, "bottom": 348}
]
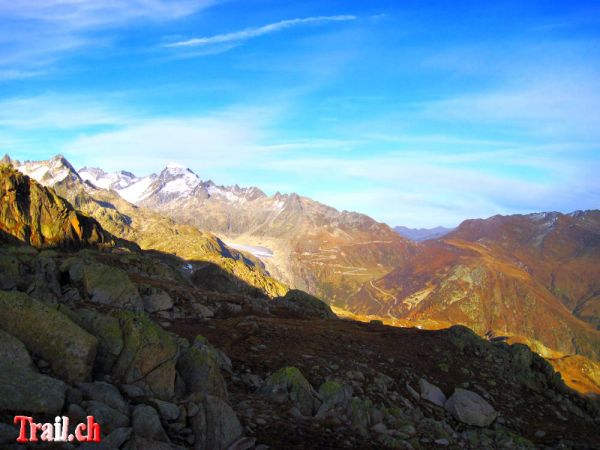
[{"left": 1, "top": 159, "right": 599, "bottom": 449}]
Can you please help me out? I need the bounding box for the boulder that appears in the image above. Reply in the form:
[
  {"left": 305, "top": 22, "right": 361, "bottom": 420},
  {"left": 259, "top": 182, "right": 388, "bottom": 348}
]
[
  {"left": 111, "top": 312, "right": 179, "bottom": 400},
  {"left": 258, "top": 366, "right": 320, "bottom": 416},
  {"left": 272, "top": 289, "right": 336, "bottom": 319},
  {"left": 0, "top": 328, "right": 34, "bottom": 369},
  {"left": 82, "top": 263, "right": 143, "bottom": 311},
  {"left": 316, "top": 380, "right": 353, "bottom": 417},
  {"left": 78, "top": 381, "right": 129, "bottom": 416},
  {"left": 103, "top": 427, "right": 132, "bottom": 449},
  {"left": 444, "top": 388, "right": 498, "bottom": 427},
  {"left": 147, "top": 398, "right": 181, "bottom": 421},
  {"left": 176, "top": 336, "right": 228, "bottom": 400},
  {"left": 0, "top": 291, "right": 97, "bottom": 383},
  {"left": 84, "top": 400, "right": 130, "bottom": 434},
  {"left": 141, "top": 286, "right": 174, "bottom": 313},
  {"left": 72, "top": 308, "right": 124, "bottom": 374},
  {"left": 132, "top": 404, "right": 170, "bottom": 443},
  {"left": 0, "top": 333, "right": 67, "bottom": 414},
  {"left": 191, "top": 395, "right": 243, "bottom": 450},
  {"left": 0, "top": 251, "right": 21, "bottom": 290},
  {"left": 419, "top": 378, "right": 447, "bottom": 407}
]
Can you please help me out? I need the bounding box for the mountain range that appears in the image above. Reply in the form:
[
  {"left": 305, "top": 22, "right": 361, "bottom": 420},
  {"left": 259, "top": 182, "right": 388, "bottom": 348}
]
[
  {"left": 394, "top": 226, "right": 454, "bottom": 241},
  {"left": 5, "top": 154, "right": 600, "bottom": 395}
]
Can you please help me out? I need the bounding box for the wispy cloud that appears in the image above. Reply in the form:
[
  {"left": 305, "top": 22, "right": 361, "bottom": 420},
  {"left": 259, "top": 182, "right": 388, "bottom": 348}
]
[
  {"left": 0, "top": 1, "right": 214, "bottom": 28},
  {"left": 164, "top": 15, "right": 357, "bottom": 48},
  {"left": 0, "top": 0, "right": 215, "bottom": 78},
  {"left": 0, "top": 94, "right": 134, "bottom": 129}
]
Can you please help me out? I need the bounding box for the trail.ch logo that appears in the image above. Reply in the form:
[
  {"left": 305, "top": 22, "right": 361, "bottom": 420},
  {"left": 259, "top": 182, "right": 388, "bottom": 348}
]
[{"left": 13, "top": 416, "right": 101, "bottom": 444}]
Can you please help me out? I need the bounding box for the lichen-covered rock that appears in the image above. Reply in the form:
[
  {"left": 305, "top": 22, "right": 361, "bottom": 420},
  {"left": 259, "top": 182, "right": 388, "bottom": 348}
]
[
  {"left": 176, "top": 336, "right": 228, "bottom": 400},
  {"left": 0, "top": 251, "right": 20, "bottom": 290},
  {"left": 0, "top": 290, "right": 97, "bottom": 383},
  {"left": 71, "top": 308, "right": 124, "bottom": 374},
  {"left": 78, "top": 381, "right": 129, "bottom": 416},
  {"left": 444, "top": 388, "right": 498, "bottom": 427},
  {"left": 84, "top": 400, "right": 130, "bottom": 434},
  {"left": 81, "top": 262, "right": 143, "bottom": 311},
  {"left": 140, "top": 285, "right": 174, "bottom": 313},
  {"left": 111, "top": 312, "right": 179, "bottom": 399},
  {"left": 191, "top": 395, "right": 243, "bottom": 450},
  {"left": 0, "top": 365, "right": 67, "bottom": 414},
  {"left": 258, "top": 366, "right": 320, "bottom": 416},
  {"left": 316, "top": 380, "right": 353, "bottom": 417},
  {"left": 0, "top": 329, "right": 66, "bottom": 414},
  {"left": 132, "top": 404, "right": 170, "bottom": 443}
]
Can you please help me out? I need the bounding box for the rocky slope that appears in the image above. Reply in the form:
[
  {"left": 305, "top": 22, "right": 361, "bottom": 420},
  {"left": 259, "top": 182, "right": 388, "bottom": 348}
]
[
  {"left": 10, "top": 156, "right": 287, "bottom": 298},
  {"left": 1, "top": 205, "right": 599, "bottom": 449},
  {"left": 347, "top": 212, "right": 600, "bottom": 390},
  {"left": 95, "top": 162, "right": 415, "bottom": 305},
  {"left": 0, "top": 163, "right": 114, "bottom": 249}
]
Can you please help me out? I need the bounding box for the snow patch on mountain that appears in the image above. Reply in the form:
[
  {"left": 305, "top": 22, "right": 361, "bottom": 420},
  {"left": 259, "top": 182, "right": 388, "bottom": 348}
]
[{"left": 118, "top": 176, "right": 155, "bottom": 203}]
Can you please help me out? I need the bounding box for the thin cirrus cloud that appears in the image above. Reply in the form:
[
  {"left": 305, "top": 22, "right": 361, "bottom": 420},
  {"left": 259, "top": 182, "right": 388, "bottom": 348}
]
[{"left": 164, "top": 15, "right": 357, "bottom": 48}]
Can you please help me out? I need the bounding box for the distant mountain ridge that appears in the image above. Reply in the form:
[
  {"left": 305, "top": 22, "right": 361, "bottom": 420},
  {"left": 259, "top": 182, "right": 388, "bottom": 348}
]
[
  {"left": 349, "top": 210, "right": 600, "bottom": 362},
  {"left": 77, "top": 160, "right": 413, "bottom": 304},
  {"left": 8, "top": 155, "right": 288, "bottom": 298},
  {"left": 394, "top": 225, "right": 454, "bottom": 241}
]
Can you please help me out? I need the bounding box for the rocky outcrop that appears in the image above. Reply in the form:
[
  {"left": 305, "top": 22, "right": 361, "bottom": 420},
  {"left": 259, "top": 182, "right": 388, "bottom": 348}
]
[
  {"left": 444, "top": 388, "right": 498, "bottom": 427},
  {"left": 176, "top": 336, "right": 228, "bottom": 400},
  {"left": 258, "top": 366, "right": 321, "bottom": 416},
  {"left": 111, "top": 312, "right": 179, "bottom": 399},
  {"left": 190, "top": 395, "right": 243, "bottom": 450},
  {"left": 0, "top": 329, "right": 66, "bottom": 414},
  {"left": 0, "top": 165, "right": 114, "bottom": 248},
  {"left": 0, "top": 290, "right": 97, "bottom": 383}
]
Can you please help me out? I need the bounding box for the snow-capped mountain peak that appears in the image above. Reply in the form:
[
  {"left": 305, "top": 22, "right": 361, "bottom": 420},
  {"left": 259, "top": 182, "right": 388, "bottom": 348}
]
[
  {"left": 79, "top": 167, "right": 140, "bottom": 191},
  {"left": 14, "top": 155, "right": 81, "bottom": 186}
]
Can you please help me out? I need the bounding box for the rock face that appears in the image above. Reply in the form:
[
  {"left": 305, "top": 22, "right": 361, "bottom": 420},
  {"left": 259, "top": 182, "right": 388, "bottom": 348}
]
[
  {"left": 0, "top": 165, "right": 113, "bottom": 248},
  {"left": 258, "top": 366, "right": 321, "bottom": 416},
  {"left": 111, "top": 312, "right": 179, "bottom": 399},
  {"left": 444, "top": 388, "right": 498, "bottom": 427},
  {"left": 0, "top": 290, "right": 97, "bottom": 383},
  {"left": 191, "top": 395, "right": 243, "bottom": 450},
  {"left": 176, "top": 336, "right": 228, "bottom": 400},
  {"left": 0, "top": 329, "right": 66, "bottom": 414},
  {"left": 273, "top": 289, "right": 336, "bottom": 319}
]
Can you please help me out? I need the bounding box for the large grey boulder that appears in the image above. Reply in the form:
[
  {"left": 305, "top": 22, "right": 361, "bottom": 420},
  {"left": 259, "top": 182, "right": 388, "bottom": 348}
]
[
  {"left": 132, "top": 404, "right": 170, "bottom": 443},
  {"left": 0, "top": 291, "right": 97, "bottom": 383},
  {"left": 62, "top": 259, "right": 143, "bottom": 311},
  {"left": 316, "top": 380, "right": 353, "bottom": 418},
  {"left": 0, "top": 333, "right": 67, "bottom": 414},
  {"left": 258, "top": 366, "right": 321, "bottom": 416},
  {"left": 191, "top": 395, "right": 243, "bottom": 450},
  {"left": 176, "top": 336, "right": 228, "bottom": 400},
  {"left": 71, "top": 308, "right": 124, "bottom": 374},
  {"left": 111, "top": 311, "right": 179, "bottom": 399},
  {"left": 84, "top": 400, "right": 130, "bottom": 434},
  {"left": 419, "top": 378, "right": 447, "bottom": 407},
  {"left": 78, "top": 381, "right": 129, "bottom": 416},
  {"left": 140, "top": 286, "right": 174, "bottom": 313},
  {"left": 444, "top": 388, "right": 498, "bottom": 427}
]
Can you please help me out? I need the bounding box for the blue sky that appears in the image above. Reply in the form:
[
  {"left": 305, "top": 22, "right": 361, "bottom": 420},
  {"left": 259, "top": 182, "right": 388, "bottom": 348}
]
[{"left": 0, "top": 0, "right": 599, "bottom": 227}]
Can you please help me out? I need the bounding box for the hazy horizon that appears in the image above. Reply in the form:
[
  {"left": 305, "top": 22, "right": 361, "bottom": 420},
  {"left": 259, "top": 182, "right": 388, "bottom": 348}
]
[{"left": 1, "top": 1, "right": 599, "bottom": 227}]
